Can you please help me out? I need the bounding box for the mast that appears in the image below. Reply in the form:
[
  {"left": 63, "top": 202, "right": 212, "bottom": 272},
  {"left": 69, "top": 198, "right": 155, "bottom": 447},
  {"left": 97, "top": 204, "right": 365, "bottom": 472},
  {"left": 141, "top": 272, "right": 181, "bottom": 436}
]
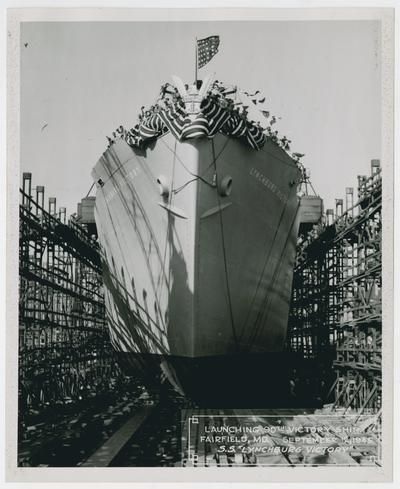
[{"left": 195, "top": 37, "right": 198, "bottom": 86}]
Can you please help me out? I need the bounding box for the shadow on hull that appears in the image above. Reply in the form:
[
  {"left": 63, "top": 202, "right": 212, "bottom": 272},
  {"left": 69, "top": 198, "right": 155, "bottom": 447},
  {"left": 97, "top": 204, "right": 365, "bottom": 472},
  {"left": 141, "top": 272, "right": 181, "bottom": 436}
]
[{"left": 115, "top": 351, "right": 333, "bottom": 409}]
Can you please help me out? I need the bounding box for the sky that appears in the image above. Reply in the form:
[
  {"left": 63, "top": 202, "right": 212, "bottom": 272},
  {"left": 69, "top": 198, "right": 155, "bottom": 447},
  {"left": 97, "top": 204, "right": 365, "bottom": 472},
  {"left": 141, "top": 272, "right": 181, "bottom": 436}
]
[{"left": 20, "top": 20, "right": 381, "bottom": 215}]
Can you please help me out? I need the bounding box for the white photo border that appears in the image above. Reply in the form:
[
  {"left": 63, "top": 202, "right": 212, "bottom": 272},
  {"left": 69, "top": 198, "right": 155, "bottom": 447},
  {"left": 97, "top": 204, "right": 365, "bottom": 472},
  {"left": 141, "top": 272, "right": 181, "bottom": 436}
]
[{"left": 5, "top": 5, "right": 394, "bottom": 483}]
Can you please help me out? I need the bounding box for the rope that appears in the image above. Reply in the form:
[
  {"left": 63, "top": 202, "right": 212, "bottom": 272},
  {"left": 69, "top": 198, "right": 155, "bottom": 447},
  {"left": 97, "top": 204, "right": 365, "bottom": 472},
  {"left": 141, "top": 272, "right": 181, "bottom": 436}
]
[
  {"left": 237, "top": 198, "right": 289, "bottom": 344},
  {"left": 248, "top": 203, "right": 299, "bottom": 347},
  {"left": 246, "top": 201, "right": 300, "bottom": 350},
  {"left": 172, "top": 177, "right": 198, "bottom": 195},
  {"left": 104, "top": 159, "right": 169, "bottom": 333},
  {"left": 155, "top": 139, "right": 177, "bottom": 305},
  {"left": 211, "top": 139, "right": 239, "bottom": 351},
  {"left": 160, "top": 138, "right": 209, "bottom": 182},
  {"left": 172, "top": 140, "right": 231, "bottom": 195},
  {"left": 160, "top": 135, "right": 231, "bottom": 194},
  {"left": 97, "top": 135, "right": 230, "bottom": 192},
  {"left": 85, "top": 181, "right": 96, "bottom": 198}
]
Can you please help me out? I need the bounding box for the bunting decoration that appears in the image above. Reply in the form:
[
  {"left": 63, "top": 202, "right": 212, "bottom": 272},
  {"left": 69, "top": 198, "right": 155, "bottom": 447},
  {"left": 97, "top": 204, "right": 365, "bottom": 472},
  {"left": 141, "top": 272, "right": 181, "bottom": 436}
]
[{"left": 106, "top": 79, "right": 302, "bottom": 156}]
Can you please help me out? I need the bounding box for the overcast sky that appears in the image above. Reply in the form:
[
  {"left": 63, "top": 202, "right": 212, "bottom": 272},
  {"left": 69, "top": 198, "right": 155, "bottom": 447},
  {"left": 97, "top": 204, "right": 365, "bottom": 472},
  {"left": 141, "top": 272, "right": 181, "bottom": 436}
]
[{"left": 20, "top": 20, "right": 381, "bottom": 214}]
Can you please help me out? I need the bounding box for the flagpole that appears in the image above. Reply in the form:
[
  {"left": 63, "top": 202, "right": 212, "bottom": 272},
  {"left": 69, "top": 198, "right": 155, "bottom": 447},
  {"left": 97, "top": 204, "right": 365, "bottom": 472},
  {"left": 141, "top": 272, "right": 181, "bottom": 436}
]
[{"left": 195, "top": 37, "right": 198, "bottom": 86}]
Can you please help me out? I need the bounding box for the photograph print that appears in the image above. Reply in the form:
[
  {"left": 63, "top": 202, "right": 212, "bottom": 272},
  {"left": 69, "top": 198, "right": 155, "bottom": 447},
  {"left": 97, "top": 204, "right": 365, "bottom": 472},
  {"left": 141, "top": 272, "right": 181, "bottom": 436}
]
[{"left": 7, "top": 7, "right": 394, "bottom": 482}]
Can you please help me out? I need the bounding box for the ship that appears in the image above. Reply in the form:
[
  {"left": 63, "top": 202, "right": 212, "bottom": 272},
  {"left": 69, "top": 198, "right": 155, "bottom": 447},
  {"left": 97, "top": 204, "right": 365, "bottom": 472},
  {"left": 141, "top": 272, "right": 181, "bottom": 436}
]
[{"left": 91, "top": 65, "right": 322, "bottom": 405}]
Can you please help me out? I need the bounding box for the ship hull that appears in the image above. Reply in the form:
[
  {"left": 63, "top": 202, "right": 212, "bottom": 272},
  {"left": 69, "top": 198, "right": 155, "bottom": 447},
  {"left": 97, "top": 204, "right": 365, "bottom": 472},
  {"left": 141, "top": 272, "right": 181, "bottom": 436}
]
[
  {"left": 92, "top": 133, "right": 301, "bottom": 397},
  {"left": 115, "top": 350, "right": 317, "bottom": 406}
]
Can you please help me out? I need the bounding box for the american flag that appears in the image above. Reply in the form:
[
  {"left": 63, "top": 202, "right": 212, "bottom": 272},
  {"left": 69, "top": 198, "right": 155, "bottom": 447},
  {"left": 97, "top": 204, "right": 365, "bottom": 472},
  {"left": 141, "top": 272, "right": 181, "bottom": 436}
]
[{"left": 197, "top": 36, "right": 220, "bottom": 69}]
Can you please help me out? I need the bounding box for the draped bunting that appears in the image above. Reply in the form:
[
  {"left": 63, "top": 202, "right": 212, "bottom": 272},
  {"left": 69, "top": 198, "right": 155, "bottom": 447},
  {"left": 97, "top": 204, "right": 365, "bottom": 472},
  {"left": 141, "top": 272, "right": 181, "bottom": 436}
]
[{"left": 119, "top": 95, "right": 267, "bottom": 152}]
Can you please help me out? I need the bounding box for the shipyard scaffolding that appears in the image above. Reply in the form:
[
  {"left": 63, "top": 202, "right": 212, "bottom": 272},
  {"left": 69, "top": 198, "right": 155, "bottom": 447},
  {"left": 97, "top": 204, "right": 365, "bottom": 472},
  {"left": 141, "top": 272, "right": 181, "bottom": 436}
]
[
  {"left": 287, "top": 160, "right": 382, "bottom": 414},
  {"left": 18, "top": 173, "right": 131, "bottom": 417}
]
